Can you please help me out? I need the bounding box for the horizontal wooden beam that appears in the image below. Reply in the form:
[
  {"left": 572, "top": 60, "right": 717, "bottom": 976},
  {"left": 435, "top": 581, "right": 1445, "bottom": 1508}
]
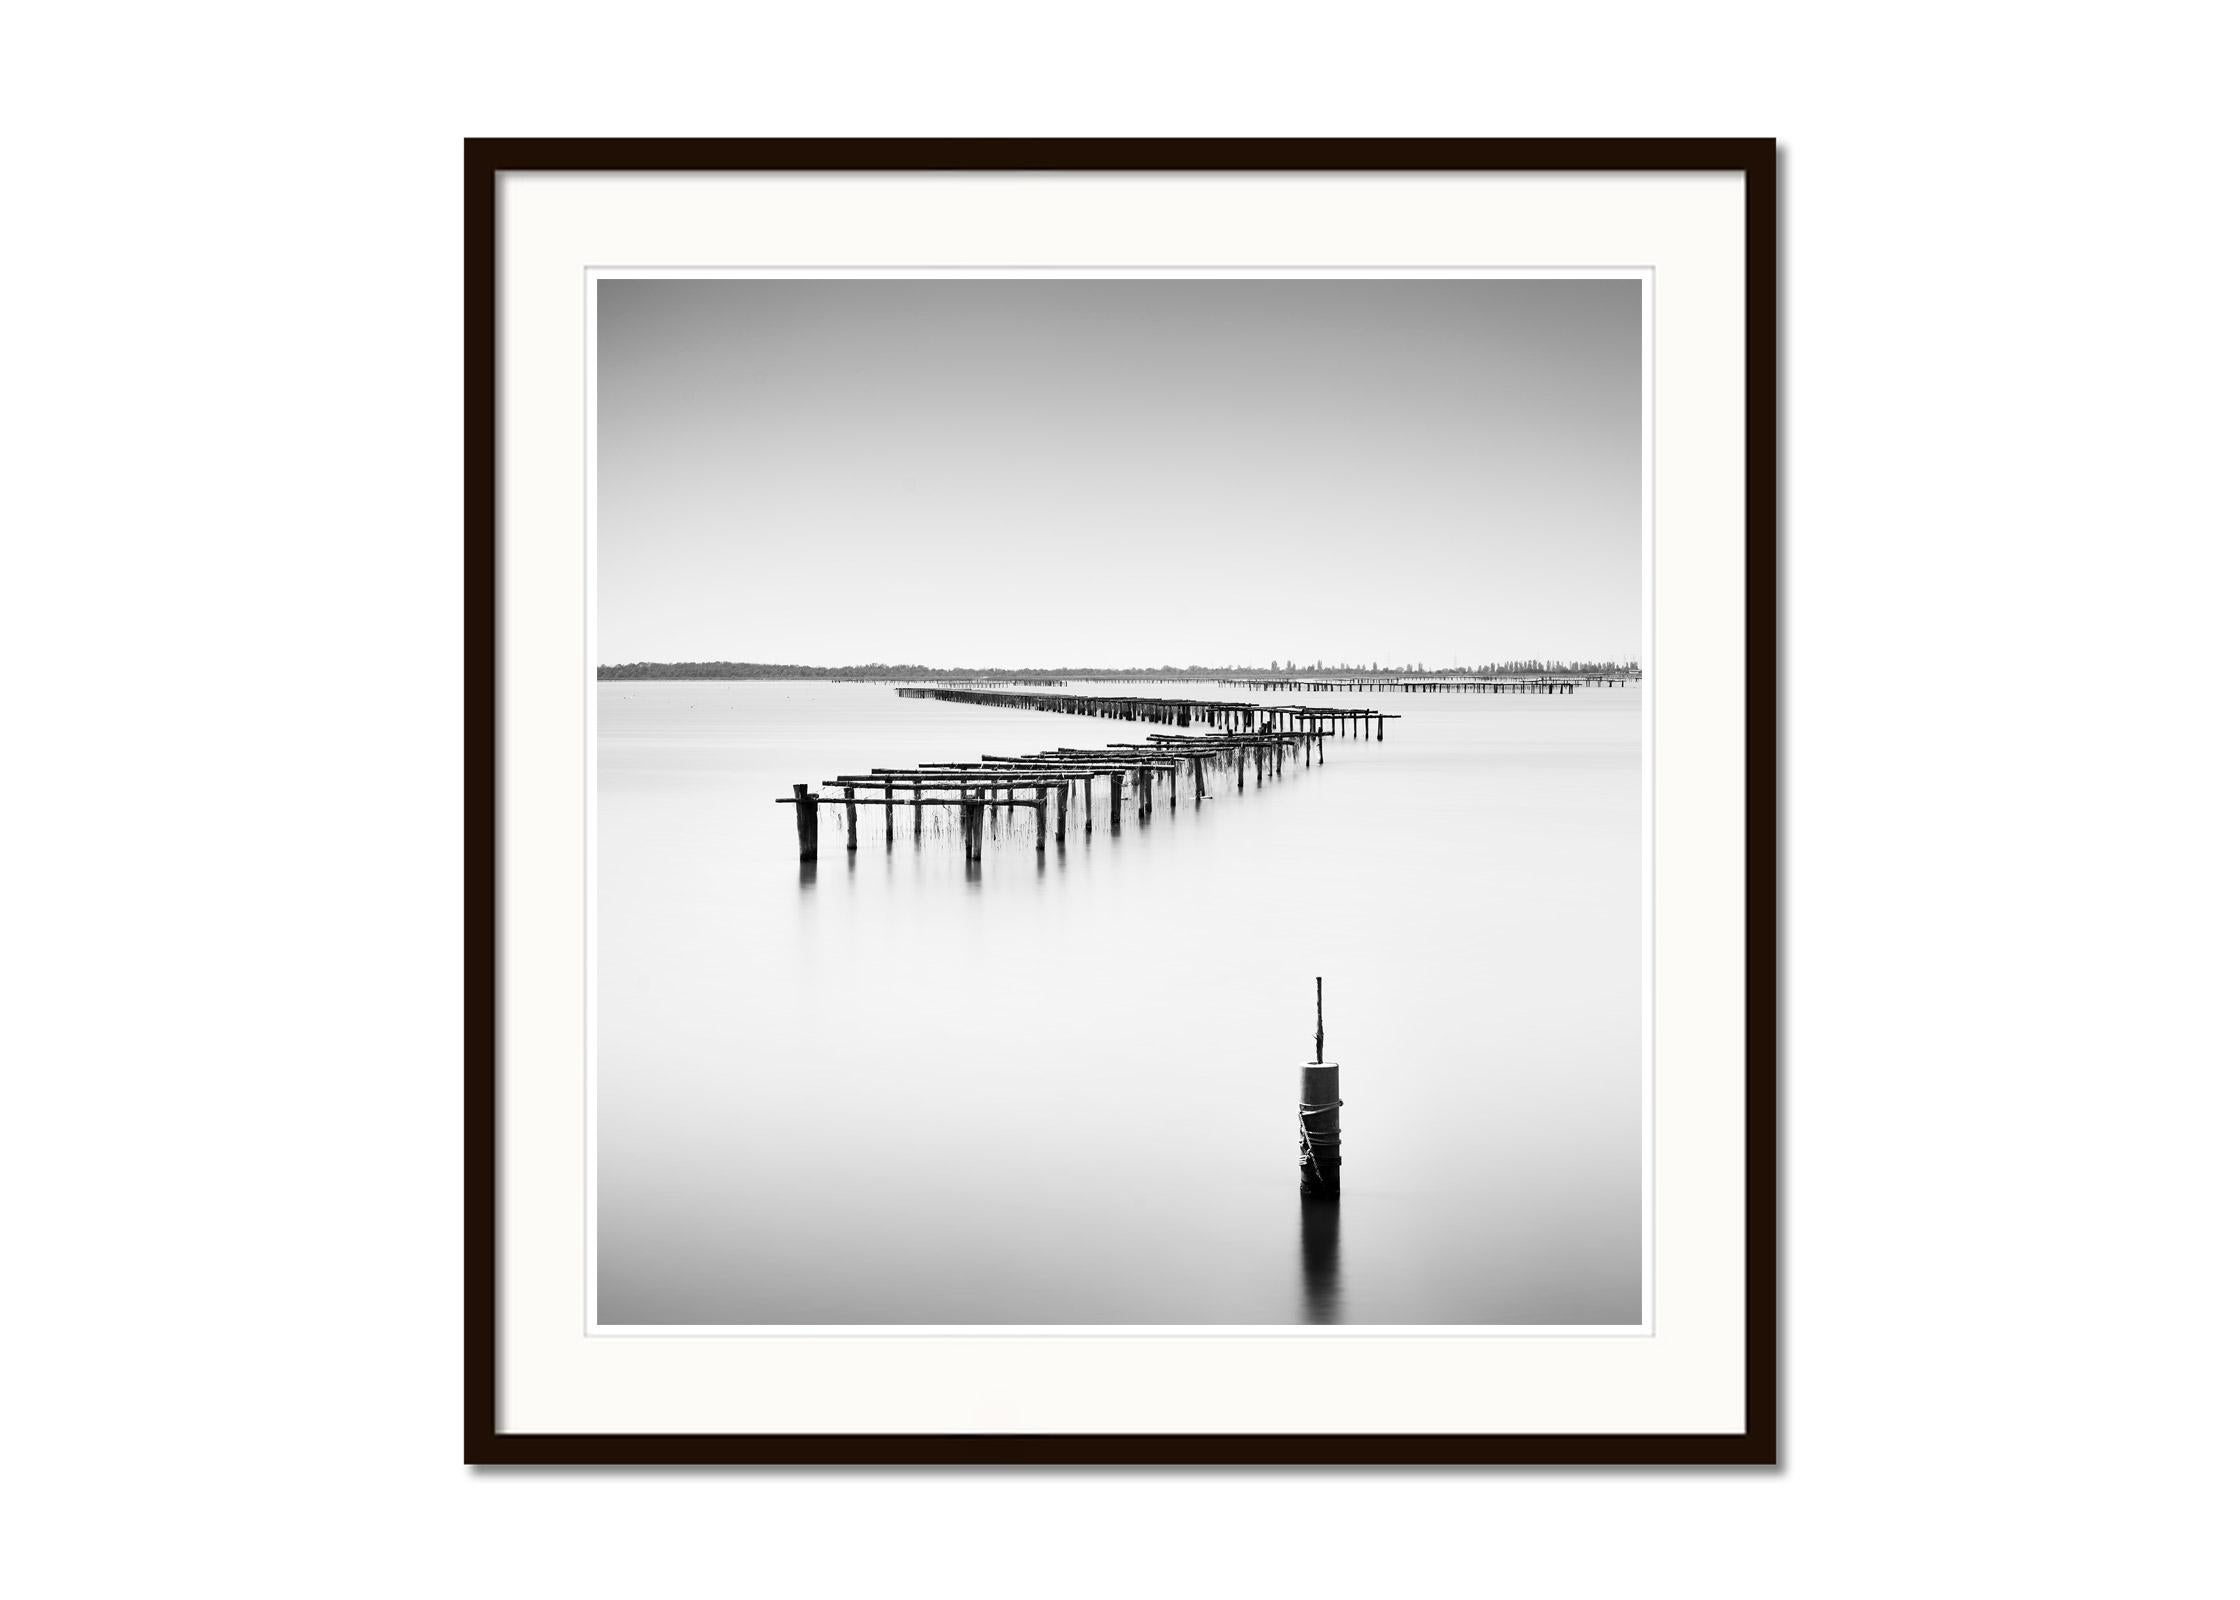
[{"left": 774, "top": 797, "right": 1046, "bottom": 809}]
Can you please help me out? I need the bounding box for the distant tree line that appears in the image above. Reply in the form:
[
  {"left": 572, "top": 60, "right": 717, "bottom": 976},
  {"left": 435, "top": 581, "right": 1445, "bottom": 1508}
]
[
  {"left": 599, "top": 661, "right": 1272, "bottom": 681},
  {"left": 599, "top": 658, "right": 1641, "bottom": 681}
]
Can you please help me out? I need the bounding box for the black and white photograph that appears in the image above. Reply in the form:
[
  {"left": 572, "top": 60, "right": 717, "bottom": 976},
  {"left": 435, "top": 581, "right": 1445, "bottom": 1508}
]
[{"left": 593, "top": 273, "right": 1647, "bottom": 1328}]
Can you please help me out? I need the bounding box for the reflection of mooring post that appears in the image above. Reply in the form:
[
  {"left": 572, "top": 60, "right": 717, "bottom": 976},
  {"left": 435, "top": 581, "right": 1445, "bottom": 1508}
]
[
  {"left": 792, "top": 783, "right": 819, "bottom": 861},
  {"left": 1299, "top": 976, "right": 1342, "bottom": 1199}
]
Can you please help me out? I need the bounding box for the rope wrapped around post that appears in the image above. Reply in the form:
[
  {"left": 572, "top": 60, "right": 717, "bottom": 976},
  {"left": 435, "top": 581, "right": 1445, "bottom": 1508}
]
[{"left": 1299, "top": 1062, "right": 1342, "bottom": 1198}]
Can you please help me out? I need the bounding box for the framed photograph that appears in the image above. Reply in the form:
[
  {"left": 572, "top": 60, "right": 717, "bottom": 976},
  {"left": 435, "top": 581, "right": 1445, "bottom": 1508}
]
[{"left": 469, "top": 138, "right": 1775, "bottom": 1464}]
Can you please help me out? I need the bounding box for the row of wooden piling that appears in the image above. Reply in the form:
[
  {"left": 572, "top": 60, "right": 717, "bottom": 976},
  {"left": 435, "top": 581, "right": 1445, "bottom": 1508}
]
[
  {"left": 1213, "top": 675, "right": 1630, "bottom": 693},
  {"left": 895, "top": 684, "right": 1398, "bottom": 741},
  {"left": 775, "top": 725, "right": 1339, "bottom": 863}
]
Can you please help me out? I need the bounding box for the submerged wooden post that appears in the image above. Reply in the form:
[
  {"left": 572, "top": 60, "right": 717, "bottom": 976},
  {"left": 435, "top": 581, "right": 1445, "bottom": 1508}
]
[
  {"left": 843, "top": 786, "right": 859, "bottom": 852},
  {"left": 1300, "top": 977, "right": 1341, "bottom": 1200},
  {"left": 963, "top": 798, "right": 983, "bottom": 863},
  {"left": 792, "top": 782, "right": 819, "bottom": 861},
  {"left": 884, "top": 782, "right": 895, "bottom": 847},
  {"left": 1035, "top": 794, "right": 1048, "bottom": 854},
  {"left": 1109, "top": 772, "right": 1124, "bottom": 829},
  {"left": 1192, "top": 756, "right": 1206, "bottom": 802},
  {"left": 1054, "top": 779, "right": 1069, "bottom": 842}
]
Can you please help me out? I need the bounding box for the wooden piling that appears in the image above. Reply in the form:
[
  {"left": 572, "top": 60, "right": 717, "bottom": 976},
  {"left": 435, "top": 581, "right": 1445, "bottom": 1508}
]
[
  {"left": 843, "top": 786, "right": 858, "bottom": 852},
  {"left": 1035, "top": 794, "right": 1048, "bottom": 854},
  {"left": 792, "top": 782, "right": 818, "bottom": 861},
  {"left": 884, "top": 782, "right": 895, "bottom": 847}
]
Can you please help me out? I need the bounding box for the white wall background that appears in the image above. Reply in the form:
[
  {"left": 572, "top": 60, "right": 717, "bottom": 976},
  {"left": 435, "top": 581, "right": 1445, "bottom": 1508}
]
[{"left": 4, "top": 3, "right": 2232, "bottom": 1594}]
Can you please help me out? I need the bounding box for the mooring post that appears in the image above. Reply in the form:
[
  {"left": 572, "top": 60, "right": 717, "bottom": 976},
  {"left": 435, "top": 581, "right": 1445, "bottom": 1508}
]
[
  {"left": 1300, "top": 976, "right": 1341, "bottom": 1200},
  {"left": 1110, "top": 772, "right": 1123, "bottom": 829},
  {"left": 1054, "top": 779, "right": 1069, "bottom": 842},
  {"left": 1376, "top": 716, "right": 1385, "bottom": 742},
  {"left": 963, "top": 799, "right": 983, "bottom": 863},
  {"left": 843, "top": 786, "right": 859, "bottom": 852},
  {"left": 1193, "top": 756, "right": 1205, "bottom": 803},
  {"left": 1035, "top": 795, "right": 1048, "bottom": 855},
  {"left": 884, "top": 782, "right": 895, "bottom": 847},
  {"left": 792, "top": 782, "right": 819, "bottom": 861}
]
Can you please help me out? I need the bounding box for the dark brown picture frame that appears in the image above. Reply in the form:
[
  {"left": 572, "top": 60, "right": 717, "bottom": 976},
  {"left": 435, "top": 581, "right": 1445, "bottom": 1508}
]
[{"left": 467, "top": 137, "right": 1777, "bottom": 1466}]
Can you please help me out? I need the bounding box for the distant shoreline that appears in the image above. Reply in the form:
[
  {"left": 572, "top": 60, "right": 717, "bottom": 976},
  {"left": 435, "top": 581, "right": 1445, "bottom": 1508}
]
[{"left": 597, "top": 661, "right": 1641, "bottom": 683}]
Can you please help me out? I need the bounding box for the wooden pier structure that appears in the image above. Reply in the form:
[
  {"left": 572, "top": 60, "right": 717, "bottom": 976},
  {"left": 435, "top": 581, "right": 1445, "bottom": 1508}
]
[
  {"left": 776, "top": 721, "right": 1342, "bottom": 864},
  {"left": 1213, "top": 674, "right": 1634, "bottom": 694},
  {"left": 896, "top": 684, "right": 1400, "bottom": 741}
]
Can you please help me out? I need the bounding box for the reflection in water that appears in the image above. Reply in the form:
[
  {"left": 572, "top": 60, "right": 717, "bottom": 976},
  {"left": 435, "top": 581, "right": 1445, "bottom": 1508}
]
[
  {"left": 1299, "top": 1199, "right": 1343, "bottom": 1323},
  {"left": 796, "top": 860, "right": 817, "bottom": 892}
]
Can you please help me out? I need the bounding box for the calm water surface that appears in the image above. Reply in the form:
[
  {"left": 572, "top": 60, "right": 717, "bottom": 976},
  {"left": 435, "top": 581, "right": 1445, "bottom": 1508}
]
[{"left": 598, "top": 680, "right": 1641, "bottom": 1324}]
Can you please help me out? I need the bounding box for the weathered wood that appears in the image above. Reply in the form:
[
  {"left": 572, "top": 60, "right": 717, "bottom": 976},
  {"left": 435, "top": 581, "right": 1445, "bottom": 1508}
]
[
  {"left": 793, "top": 782, "right": 818, "bottom": 861},
  {"left": 1299, "top": 1060, "right": 1342, "bottom": 1199},
  {"left": 788, "top": 699, "right": 1377, "bottom": 864},
  {"left": 771, "top": 797, "right": 1044, "bottom": 808}
]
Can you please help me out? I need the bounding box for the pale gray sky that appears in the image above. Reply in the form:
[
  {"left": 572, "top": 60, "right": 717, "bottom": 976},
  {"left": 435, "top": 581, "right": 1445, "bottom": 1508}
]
[{"left": 597, "top": 277, "right": 1641, "bottom": 667}]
